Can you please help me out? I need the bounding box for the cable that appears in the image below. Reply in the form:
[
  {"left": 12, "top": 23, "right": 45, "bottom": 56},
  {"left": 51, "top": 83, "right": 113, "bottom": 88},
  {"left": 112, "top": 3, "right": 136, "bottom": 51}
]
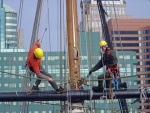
[
  {"left": 114, "top": 98, "right": 140, "bottom": 113},
  {"left": 1, "top": 69, "right": 150, "bottom": 83},
  {"left": 40, "top": 28, "right": 47, "bottom": 44}
]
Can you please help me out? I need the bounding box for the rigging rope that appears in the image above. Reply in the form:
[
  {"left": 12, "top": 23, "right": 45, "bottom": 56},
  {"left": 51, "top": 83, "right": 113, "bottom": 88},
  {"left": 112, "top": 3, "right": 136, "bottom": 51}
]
[
  {"left": 62, "top": 0, "right": 67, "bottom": 111},
  {"left": 106, "top": 1, "right": 130, "bottom": 112},
  {"left": 113, "top": 87, "right": 150, "bottom": 113},
  {"left": 85, "top": 1, "right": 93, "bottom": 112},
  {"left": 0, "top": 70, "right": 149, "bottom": 82},
  {"left": 111, "top": 0, "right": 129, "bottom": 85},
  {"left": 63, "top": 0, "right": 70, "bottom": 112},
  {"left": 114, "top": 98, "right": 140, "bottom": 113},
  {"left": 16, "top": 0, "right": 30, "bottom": 112},
  {"left": 29, "top": 101, "right": 141, "bottom": 112}
]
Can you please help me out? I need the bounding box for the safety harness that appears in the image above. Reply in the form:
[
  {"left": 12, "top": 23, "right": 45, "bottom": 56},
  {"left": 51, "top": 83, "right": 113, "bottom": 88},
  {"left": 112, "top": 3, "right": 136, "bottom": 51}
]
[
  {"left": 106, "top": 64, "right": 120, "bottom": 89},
  {"left": 106, "top": 64, "right": 120, "bottom": 77}
]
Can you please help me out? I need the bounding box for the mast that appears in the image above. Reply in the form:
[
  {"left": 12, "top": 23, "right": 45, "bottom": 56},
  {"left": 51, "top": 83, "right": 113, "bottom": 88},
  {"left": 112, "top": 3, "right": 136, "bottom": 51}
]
[
  {"left": 66, "top": 0, "right": 84, "bottom": 112},
  {"left": 66, "top": 0, "right": 80, "bottom": 90}
]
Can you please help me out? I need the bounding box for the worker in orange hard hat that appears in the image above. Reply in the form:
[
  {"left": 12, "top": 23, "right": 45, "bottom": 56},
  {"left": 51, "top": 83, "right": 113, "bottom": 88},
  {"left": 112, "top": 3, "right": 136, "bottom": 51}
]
[
  {"left": 26, "top": 37, "right": 64, "bottom": 94},
  {"left": 87, "top": 40, "right": 127, "bottom": 92}
]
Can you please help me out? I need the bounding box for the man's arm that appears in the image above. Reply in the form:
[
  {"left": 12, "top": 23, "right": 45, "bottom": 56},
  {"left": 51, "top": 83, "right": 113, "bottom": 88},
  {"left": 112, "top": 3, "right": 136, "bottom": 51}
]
[
  {"left": 87, "top": 57, "right": 105, "bottom": 78},
  {"left": 90, "top": 58, "right": 105, "bottom": 72},
  {"left": 33, "top": 38, "right": 40, "bottom": 47},
  {"left": 110, "top": 50, "right": 118, "bottom": 66},
  {"left": 110, "top": 50, "right": 117, "bottom": 58}
]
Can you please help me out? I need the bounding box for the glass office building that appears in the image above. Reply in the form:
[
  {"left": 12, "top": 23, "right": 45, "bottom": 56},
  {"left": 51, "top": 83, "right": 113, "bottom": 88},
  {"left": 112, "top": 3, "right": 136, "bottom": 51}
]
[
  {"left": 0, "top": 0, "right": 6, "bottom": 49},
  {"left": 0, "top": 0, "right": 24, "bottom": 51},
  {"left": 4, "top": 4, "right": 17, "bottom": 49}
]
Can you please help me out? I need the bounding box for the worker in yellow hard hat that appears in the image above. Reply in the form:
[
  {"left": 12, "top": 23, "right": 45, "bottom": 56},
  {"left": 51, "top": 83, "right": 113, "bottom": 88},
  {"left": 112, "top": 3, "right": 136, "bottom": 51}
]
[
  {"left": 26, "top": 37, "right": 64, "bottom": 94},
  {"left": 87, "top": 40, "right": 127, "bottom": 92},
  {"left": 99, "top": 40, "right": 108, "bottom": 48}
]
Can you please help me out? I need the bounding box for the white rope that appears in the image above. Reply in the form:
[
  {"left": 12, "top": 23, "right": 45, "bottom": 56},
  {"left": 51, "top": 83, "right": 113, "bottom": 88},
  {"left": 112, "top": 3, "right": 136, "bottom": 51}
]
[
  {"left": 82, "top": 1, "right": 94, "bottom": 112},
  {"left": 111, "top": 0, "right": 129, "bottom": 85},
  {"left": 88, "top": 23, "right": 93, "bottom": 113},
  {"left": 114, "top": 98, "right": 140, "bottom": 113},
  {"left": 139, "top": 87, "right": 150, "bottom": 102},
  {"left": 64, "top": 6, "right": 69, "bottom": 113},
  {"left": 100, "top": 95, "right": 107, "bottom": 99},
  {"left": 147, "top": 86, "right": 150, "bottom": 93},
  {"left": 96, "top": 1, "right": 109, "bottom": 112},
  {"left": 78, "top": 0, "right": 89, "bottom": 81},
  {"left": 102, "top": 57, "right": 109, "bottom": 113},
  {"left": 139, "top": 87, "right": 150, "bottom": 110}
]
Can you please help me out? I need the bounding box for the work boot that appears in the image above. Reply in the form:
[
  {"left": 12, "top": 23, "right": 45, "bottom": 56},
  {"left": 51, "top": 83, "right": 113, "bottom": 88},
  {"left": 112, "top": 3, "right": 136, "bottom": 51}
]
[
  {"left": 56, "top": 86, "right": 64, "bottom": 94},
  {"left": 119, "top": 82, "right": 127, "bottom": 89},
  {"left": 32, "top": 86, "right": 40, "bottom": 91},
  {"left": 92, "top": 86, "right": 103, "bottom": 92}
]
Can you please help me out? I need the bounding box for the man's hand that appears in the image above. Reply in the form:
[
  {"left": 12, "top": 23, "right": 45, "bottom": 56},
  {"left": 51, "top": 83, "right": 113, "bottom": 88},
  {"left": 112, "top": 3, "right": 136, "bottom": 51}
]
[
  {"left": 87, "top": 70, "right": 92, "bottom": 78},
  {"left": 87, "top": 74, "right": 90, "bottom": 78},
  {"left": 49, "top": 77, "right": 53, "bottom": 82},
  {"left": 38, "top": 43, "right": 41, "bottom": 48},
  {"left": 109, "top": 72, "right": 113, "bottom": 78},
  {"left": 107, "top": 69, "right": 113, "bottom": 77},
  {"left": 37, "top": 36, "right": 40, "bottom": 40}
]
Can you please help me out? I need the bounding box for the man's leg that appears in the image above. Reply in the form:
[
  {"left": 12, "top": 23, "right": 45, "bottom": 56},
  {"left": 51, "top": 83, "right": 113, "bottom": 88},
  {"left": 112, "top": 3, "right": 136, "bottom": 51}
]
[
  {"left": 92, "top": 72, "right": 109, "bottom": 92},
  {"left": 98, "top": 72, "right": 110, "bottom": 89},
  {"left": 32, "top": 79, "right": 41, "bottom": 90},
  {"left": 108, "top": 78, "right": 113, "bottom": 89},
  {"left": 97, "top": 73, "right": 104, "bottom": 89},
  {"left": 29, "top": 66, "right": 41, "bottom": 90},
  {"left": 39, "top": 66, "right": 64, "bottom": 93}
]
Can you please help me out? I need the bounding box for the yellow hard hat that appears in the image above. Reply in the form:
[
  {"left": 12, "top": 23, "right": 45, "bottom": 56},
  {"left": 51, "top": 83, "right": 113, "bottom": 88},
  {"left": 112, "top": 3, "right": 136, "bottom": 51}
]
[
  {"left": 99, "top": 40, "right": 107, "bottom": 47},
  {"left": 34, "top": 48, "right": 44, "bottom": 59}
]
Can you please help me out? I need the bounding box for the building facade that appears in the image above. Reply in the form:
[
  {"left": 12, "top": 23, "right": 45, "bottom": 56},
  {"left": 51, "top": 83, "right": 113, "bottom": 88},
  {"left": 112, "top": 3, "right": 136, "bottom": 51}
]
[
  {"left": 108, "top": 18, "right": 150, "bottom": 111},
  {"left": 17, "top": 29, "right": 24, "bottom": 48},
  {"left": 0, "top": 0, "right": 6, "bottom": 49},
  {"left": 79, "top": 0, "right": 132, "bottom": 33},
  {"left": 4, "top": 4, "right": 17, "bottom": 49},
  {"left": 0, "top": 0, "right": 24, "bottom": 50}
]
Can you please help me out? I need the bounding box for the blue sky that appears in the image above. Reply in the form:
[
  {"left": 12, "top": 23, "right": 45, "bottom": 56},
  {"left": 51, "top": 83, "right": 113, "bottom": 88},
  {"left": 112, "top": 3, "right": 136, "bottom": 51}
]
[{"left": 3, "top": 0, "right": 150, "bottom": 51}]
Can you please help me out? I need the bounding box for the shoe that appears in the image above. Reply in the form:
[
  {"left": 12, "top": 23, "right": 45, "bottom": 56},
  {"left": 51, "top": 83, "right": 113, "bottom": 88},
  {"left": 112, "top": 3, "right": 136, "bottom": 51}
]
[
  {"left": 56, "top": 86, "right": 64, "bottom": 94},
  {"left": 92, "top": 86, "right": 103, "bottom": 92},
  {"left": 32, "top": 86, "right": 40, "bottom": 91},
  {"left": 119, "top": 82, "right": 127, "bottom": 89}
]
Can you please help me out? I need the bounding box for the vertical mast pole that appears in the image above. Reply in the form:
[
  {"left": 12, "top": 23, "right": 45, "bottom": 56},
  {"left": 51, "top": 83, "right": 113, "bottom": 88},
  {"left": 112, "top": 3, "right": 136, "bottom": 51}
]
[
  {"left": 66, "top": 0, "right": 80, "bottom": 90},
  {"left": 65, "top": 1, "right": 84, "bottom": 112}
]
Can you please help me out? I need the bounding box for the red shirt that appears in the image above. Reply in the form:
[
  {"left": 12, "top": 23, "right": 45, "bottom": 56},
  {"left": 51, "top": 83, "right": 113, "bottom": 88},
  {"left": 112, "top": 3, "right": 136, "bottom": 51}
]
[{"left": 27, "top": 40, "right": 41, "bottom": 74}]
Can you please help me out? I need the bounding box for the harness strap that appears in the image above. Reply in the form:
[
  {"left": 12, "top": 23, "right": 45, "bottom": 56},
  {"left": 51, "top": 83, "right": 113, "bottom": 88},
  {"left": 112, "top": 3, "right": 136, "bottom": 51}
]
[
  {"left": 106, "top": 64, "right": 120, "bottom": 77},
  {"left": 26, "top": 65, "right": 35, "bottom": 81},
  {"left": 106, "top": 64, "right": 119, "bottom": 71}
]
